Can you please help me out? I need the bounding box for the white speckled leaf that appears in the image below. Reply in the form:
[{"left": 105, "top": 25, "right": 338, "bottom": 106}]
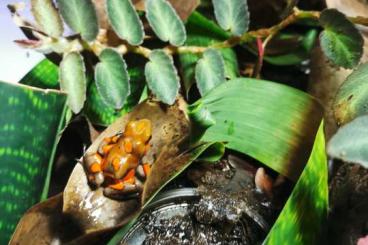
[
  {"left": 106, "top": 0, "right": 144, "bottom": 45},
  {"left": 146, "top": 0, "right": 186, "bottom": 46},
  {"left": 145, "top": 50, "right": 180, "bottom": 105}
]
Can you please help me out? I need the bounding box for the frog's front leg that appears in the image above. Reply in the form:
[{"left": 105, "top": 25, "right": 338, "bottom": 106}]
[{"left": 84, "top": 152, "right": 105, "bottom": 187}]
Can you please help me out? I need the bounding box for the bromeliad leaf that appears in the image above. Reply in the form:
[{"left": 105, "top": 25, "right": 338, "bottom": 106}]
[
  {"left": 95, "top": 48, "right": 130, "bottom": 109},
  {"left": 334, "top": 62, "right": 368, "bottom": 125},
  {"left": 59, "top": 52, "right": 87, "bottom": 113},
  {"left": 145, "top": 50, "right": 180, "bottom": 105},
  {"left": 212, "top": 0, "right": 249, "bottom": 36},
  {"left": 195, "top": 48, "right": 226, "bottom": 96},
  {"left": 31, "top": 0, "right": 63, "bottom": 38},
  {"left": 56, "top": 0, "right": 99, "bottom": 41},
  {"left": 319, "top": 9, "right": 363, "bottom": 69},
  {"left": 328, "top": 115, "right": 368, "bottom": 168},
  {"left": 106, "top": 0, "right": 144, "bottom": 45},
  {"left": 191, "top": 78, "right": 323, "bottom": 181},
  {"left": 146, "top": 0, "right": 186, "bottom": 46}
]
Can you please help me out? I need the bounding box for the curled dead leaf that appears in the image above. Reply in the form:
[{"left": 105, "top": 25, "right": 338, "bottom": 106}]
[{"left": 10, "top": 99, "right": 191, "bottom": 243}]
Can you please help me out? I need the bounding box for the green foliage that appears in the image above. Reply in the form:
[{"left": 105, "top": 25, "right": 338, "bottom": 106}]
[
  {"left": 195, "top": 48, "right": 226, "bottom": 96},
  {"left": 328, "top": 115, "right": 368, "bottom": 168},
  {"left": 20, "top": 59, "right": 59, "bottom": 89},
  {"left": 86, "top": 68, "right": 145, "bottom": 126},
  {"left": 212, "top": 0, "right": 249, "bottom": 36},
  {"left": 263, "top": 30, "right": 318, "bottom": 66},
  {"left": 59, "top": 52, "right": 87, "bottom": 114},
  {"left": 319, "top": 9, "right": 363, "bottom": 69},
  {"left": 334, "top": 62, "right": 368, "bottom": 125},
  {"left": 106, "top": 0, "right": 144, "bottom": 45},
  {"left": 180, "top": 36, "right": 239, "bottom": 96},
  {"left": 265, "top": 124, "right": 328, "bottom": 244},
  {"left": 95, "top": 49, "right": 130, "bottom": 109},
  {"left": 191, "top": 78, "right": 323, "bottom": 181},
  {"left": 145, "top": 50, "right": 180, "bottom": 105},
  {"left": 0, "top": 81, "right": 66, "bottom": 244},
  {"left": 56, "top": 0, "right": 98, "bottom": 41},
  {"left": 31, "top": 0, "right": 63, "bottom": 38},
  {"left": 145, "top": 0, "right": 186, "bottom": 46}
]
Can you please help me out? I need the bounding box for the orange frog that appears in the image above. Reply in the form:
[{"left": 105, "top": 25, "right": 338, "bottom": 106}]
[{"left": 84, "top": 119, "right": 152, "bottom": 199}]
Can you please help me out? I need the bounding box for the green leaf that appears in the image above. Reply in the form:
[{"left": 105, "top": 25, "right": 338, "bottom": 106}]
[
  {"left": 328, "top": 115, "right": 368, "bottom": 167},
  {"left": 194, "top": 78, "right": 323, "bottom": 181},
  {"left": 95, "top": 49, "right": 130, "bottom": 109},
  {"left": 319, "top": 8, "right": 363, "bottom": 69},
  {"left": 106, "top": 0, "right": 144, "bottom": 45},
  {"left": 31, "top": 0, "right": 64, "bottom": 37},
  {"left": 265, "top": 123, "right": 328, "bottom": 244},
  {"left": 85, "top": 68, "right": 145, "bottom": 126},
  {"left": 333, "top": 62, "right": 368, "bottom": 125},
  {"left": 56, "top": 0, "right": 99, "bottom": 41},
  {"left": 59, "top": 52, "right": 87, "bottom": 113},
  {"left": 0, "top": 81, "right": 66, "bottom": 244},
  {"left": 179, "top": 35, "right": 238, "bottom": 96},
  {"left": 263, "top": 30, "right": 318, "bottom": 66},
  {"left": 145, "top": 50, "right": 180, "bottom": 105},
  {"left": 212, "top": 0, "right": 249, "bottom": 36},
  {"left": 19, "top": 59, "right": 59, "bottom": 89},
  {"left": 145, "top": 0, "right": 186, "bottom": 46},
  {"left": 195, "top": 48, "right": 226, "bottom": 96},
  {"left": 186, "top": 11, "right": 231, "bottom": 41}
]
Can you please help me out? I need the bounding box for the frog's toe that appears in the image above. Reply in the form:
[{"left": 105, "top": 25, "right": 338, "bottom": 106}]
[{"left": 103, "top": 183, "right": 142, "bottom": 200}]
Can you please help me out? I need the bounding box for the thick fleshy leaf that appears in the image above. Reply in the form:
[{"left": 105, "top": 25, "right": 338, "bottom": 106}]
[
  {"left": 0, "top": 81, "right": 66, "bottom": 244},
  {"left": 31, "top": 0, "right": 63, "bottom": 37},
  {"left": 56, "top": 0, "right": 99, "bottom": 41},
  {"left": 95, "top": 49, "right": 130, "bottom": 109},
  {"left": 145, "top": 0, "right": 186, "bottom": 46},
  {"left": 212, "top": 0, "right": 249, "bottom": 36},
  {"left": 265, "top": 124, "right": 328, "bottom": 244},
  {"left": 86, "top": 68, "right": 145, "bottom": 126},
  {"left": 191, "top": 78, "right": 323, "bottom": 181},
  {"left": 319, "top": 8, "right": 364, "bottom": 68},
  {"left": 106, "top": 0, "right": 144, "bottom": 45},
  {"left": 195, "top": 48, "right": 226, "bottom": 96},
  {"left": 333, "top": 62, "right": 368, "bottom": 125},
  {"left": 59, "top": 52, "right": 87, "bottom": 113},
  {"left": 328, "top": 115, "right": 368, "bottom": 168},
  {"left": 145, "top": 50, "right": 180, "bottom": 105}
]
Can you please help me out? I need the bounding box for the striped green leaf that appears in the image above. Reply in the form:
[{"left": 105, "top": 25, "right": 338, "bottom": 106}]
[
  {"left": 195, "top": 48, "right": 226, "bottom": 96},
  {"left": 146, "top": 0, "right": 186, "bottom": 46},
  {"left": 59, "top": 52, "right": 87, "bottom": 114},
  {"left": 0, "top": 81, "right": 66, "bottom": 244},
  {"left": 212, "top": 0, "right": 249, "bottom": 36},
  {"left": 145, "top": 50, "right": 180, "bottom": 105},
  {"left": 95, "top": 49, "right": 130, "bottom": 109},
  {"left": 31, "top": 0, "right": 64, "bottom": 37},
  {"left": 265, "top": 124, "right": 328, "bottom": 244},
  {"left": 106, "top": 0, "right": 144, "bottom": 45},
  {"left": 56, "top": 0, "right": 99, "bottom": 41},
  {"left": 19, "top": 59, "right": 59, "bottom": 89},
  {"left": 192, "top": 78, "right": 323, "bottom": 181}
]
